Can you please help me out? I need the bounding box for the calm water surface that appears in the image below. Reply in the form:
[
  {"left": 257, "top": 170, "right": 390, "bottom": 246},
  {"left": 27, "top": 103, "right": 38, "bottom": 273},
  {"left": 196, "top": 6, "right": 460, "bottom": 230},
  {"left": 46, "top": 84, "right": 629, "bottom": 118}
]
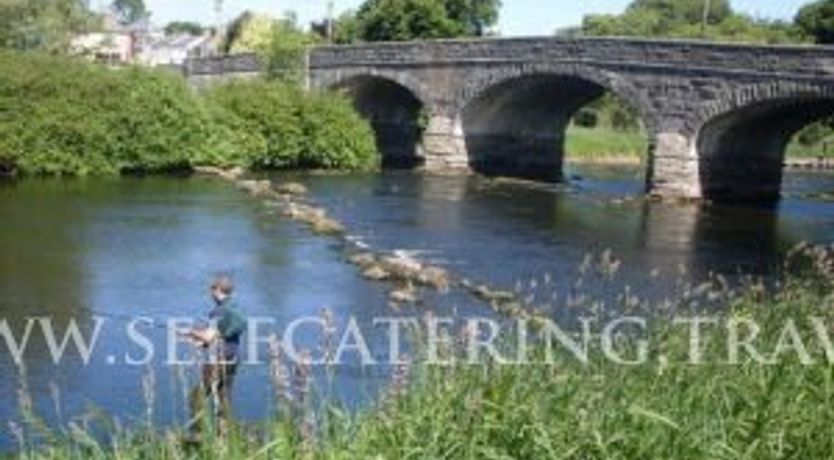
[{"left": 0, "top": 166, "right": 832, "bottom": 449}]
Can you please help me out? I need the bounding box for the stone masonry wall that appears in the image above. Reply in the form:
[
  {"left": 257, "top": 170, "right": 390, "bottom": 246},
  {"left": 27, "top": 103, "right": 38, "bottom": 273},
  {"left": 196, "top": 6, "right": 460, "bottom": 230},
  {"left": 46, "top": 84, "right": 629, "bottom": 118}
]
[{"left": 185, "top": 37, "right": 834, "bottom": 201}]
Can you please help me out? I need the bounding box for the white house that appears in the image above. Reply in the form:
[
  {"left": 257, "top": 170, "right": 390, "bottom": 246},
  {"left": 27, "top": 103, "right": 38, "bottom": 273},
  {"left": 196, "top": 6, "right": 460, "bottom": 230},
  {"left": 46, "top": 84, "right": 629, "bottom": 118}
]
[
  {"left": 71, "top": 12, "right": 150, "bottom": 65},
  {"left": 71, "top": 31, "right": 136, "bottom": 64},
  {"left": 139, "top": 34, "right": 218, "bottom": 67}
]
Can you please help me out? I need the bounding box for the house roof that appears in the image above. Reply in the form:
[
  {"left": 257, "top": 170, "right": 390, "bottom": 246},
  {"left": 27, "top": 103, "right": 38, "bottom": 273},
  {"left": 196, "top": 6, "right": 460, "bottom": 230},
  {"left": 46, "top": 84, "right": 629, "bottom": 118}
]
[{"left": 148, "top": 34, "right": 215, "bottom": 52}]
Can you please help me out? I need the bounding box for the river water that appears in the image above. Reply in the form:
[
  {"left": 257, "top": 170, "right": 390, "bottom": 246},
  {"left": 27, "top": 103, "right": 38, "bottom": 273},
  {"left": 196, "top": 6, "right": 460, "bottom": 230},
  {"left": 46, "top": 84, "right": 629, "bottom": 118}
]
[{"left": 0, "top": 165, "right": 832, "bottom": 449}]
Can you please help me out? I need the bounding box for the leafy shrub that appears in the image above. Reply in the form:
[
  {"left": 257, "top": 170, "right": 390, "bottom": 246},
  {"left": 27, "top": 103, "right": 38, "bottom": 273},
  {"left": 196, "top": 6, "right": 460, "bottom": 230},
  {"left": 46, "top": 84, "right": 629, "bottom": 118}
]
[
  {"left": 207, "top": 80, "right": 378, "bottom": 171},
  {"left": 796, "top": 118, "right": 834, "bottom": 146},
  {"left": 299, "top": 90, "right": 378, "bottom": 170},
  {"left": 0, "top": 51, "right": 379, "bottom": 176},
  {"left": 192, "top": 101, "right": 267, "bottom": 169},
  {"left": 0, "top": 51, "right": 218, "bottom": 175},
  {"left": 573, "top": 108, "right": 599, "bottom": 128},
  {"left": 609, "top": 104, "right": 640, "bottom": 131}
]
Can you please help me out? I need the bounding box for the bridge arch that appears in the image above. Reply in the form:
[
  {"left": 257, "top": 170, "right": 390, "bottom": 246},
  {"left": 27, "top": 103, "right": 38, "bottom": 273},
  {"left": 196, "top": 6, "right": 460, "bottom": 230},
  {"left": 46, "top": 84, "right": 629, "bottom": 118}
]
[
  {"left": 690, "top": 82, "right": 834, "bottom": 202},
  {"left": 455, "top": 63, "right": 654, "bottom": 180},
  {"left": 321, "top": 70, "right": 430, "bottom": 168}
]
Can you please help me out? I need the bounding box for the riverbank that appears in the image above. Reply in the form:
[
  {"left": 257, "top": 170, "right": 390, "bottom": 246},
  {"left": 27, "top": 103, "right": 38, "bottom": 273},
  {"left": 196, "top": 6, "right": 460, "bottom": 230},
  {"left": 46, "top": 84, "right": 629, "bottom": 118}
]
[
  {"left": 9, "top": 244, "right": 834, "bottom": 459},
  {"left": 565, "top": 126, "right": 648, "bottom": 161}
]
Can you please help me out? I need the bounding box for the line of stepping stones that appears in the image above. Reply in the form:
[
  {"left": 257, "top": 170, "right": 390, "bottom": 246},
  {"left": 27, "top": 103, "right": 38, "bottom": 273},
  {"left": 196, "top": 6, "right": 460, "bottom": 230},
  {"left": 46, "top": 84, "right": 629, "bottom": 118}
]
[{"left": 194, "top": 166, "right": 550, "bottom": 323}]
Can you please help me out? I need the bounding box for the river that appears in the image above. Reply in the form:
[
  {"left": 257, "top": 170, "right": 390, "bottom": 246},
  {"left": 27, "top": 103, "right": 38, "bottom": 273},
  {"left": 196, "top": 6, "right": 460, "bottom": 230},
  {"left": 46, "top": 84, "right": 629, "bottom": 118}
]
[{"left": 0, "top": 165, "right": 832, "bottom": 449}]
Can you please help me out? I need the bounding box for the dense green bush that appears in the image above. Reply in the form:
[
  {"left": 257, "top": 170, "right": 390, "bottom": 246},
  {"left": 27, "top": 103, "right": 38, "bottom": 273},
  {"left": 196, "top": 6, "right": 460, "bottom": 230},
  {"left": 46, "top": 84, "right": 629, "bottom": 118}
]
[
  {"left": 206, "top": 80, "right": 378, "bottom": 171},
  {"left": 0, "top": 52, "right": 217, "bottom": 175},
  {"left": 0, "top": 51, "right": 379, "bottom": 176},
  {"left": 299, "top": 90, "right": 379, "bottom": 170},
  {"left": 573, "top": 108, "right": 599, "bottom": 128}
]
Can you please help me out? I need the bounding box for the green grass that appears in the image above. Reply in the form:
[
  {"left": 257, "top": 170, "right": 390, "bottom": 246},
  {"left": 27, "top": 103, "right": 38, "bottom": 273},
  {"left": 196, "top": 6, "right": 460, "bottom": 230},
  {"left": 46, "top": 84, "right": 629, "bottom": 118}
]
[
  {"left": 565, "top": 126, "right": 834, "bottom": 161},
  {"left": 10, "top": 247, "right": 834, "bottom": 459},
  {"left": 564, "top": 126, "right": 648, "bottom": 161}
]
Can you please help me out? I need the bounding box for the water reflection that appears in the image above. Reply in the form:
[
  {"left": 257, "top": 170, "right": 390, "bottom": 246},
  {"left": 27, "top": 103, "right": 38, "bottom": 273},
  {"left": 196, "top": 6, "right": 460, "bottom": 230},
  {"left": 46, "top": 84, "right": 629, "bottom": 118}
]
[
  {"left": 637, "top": 202, "right": 786, "bottom": 280},
  {"left": 306, "top": 169, "right": 832, "bottom": 301},
  {"left": 0, "top": 179, "right": 95, "bottom": 429}
]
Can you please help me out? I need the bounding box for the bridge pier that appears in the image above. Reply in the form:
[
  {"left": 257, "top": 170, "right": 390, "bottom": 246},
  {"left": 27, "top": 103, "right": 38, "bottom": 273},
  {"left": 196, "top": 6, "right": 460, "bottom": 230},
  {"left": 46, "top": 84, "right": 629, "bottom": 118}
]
[
  {"left": 647, "top": 132, "right": 703, "bottom": 200},
  {"left": 421, "top": 111, "right": 469, "bottom": 171}
]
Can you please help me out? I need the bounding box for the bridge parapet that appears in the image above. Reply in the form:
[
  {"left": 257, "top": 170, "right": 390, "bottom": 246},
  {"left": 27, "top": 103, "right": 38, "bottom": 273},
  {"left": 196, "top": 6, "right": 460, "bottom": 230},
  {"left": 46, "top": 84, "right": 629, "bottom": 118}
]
[
  {"left": 184, "top": 53, "right": 262, "bottom": 76},
  {"left": 309, "top": 37, "right": 834, "bottom": 79}
]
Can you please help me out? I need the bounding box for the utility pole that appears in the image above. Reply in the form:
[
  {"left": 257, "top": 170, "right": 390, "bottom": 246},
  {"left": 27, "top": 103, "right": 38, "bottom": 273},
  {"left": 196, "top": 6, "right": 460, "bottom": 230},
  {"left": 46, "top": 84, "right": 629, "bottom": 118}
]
[
  {"left": 327, "top": 1, "right": 335, "bottom": 43},
  {"left": 215, "top": 0, "right": 225, "bottom": 52},
  {"left": 701, "top": 0, "right": 712, "bottom": 37}
]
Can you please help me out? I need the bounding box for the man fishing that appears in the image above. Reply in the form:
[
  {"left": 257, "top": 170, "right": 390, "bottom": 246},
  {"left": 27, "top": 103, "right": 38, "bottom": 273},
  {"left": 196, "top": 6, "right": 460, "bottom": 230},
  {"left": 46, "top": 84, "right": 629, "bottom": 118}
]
[{"left": 180, "top": 276, "right": 247, "bottom": 436}]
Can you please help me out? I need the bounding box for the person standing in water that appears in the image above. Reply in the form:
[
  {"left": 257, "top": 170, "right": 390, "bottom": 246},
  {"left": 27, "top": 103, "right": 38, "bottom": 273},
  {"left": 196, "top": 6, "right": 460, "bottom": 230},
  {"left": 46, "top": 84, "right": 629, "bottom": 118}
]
[{"left": 181, "top": 276, "right": 247, "bottom": 436}]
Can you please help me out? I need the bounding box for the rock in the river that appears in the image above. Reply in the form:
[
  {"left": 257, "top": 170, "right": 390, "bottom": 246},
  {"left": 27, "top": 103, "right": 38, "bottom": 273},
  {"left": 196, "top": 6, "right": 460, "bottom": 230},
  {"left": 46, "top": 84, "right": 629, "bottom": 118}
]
[
  {"left": 380, "top": 255, "right": 423, "bottom": 279},
  {"left": 194, "top": 166, "right": 245, "bottom": 181},
  {"left": 471, "top": 284, "right": 516, "bottom": 303},
  {"left": 275, "top": 182, "right": 308, "bottom": 196},
  {"left": 348, "top": 252, "right": 377, "bottom": 269},
  {"left": 498, "top": 302, "right": 525, "bottom": 317},
  {"left": 349, "top": 251, "right": 451, "bottom": 292},
  {"left": 237, "top": 180, "right": 273, "bottom": 197},
  {"left": 311, "top": 216, "right": 345, "bottom": 236},
  {"left": 389, "top": 285, "right": 418, "bottom": 304},
  {"left": 285, "top": 203, "right": 345, "bottom": 236},
  {"left": 416, "top": 266, "right": 450, "bottom": 292},
  {"left": 285, "top": 203, "right": 324, "bottom": 221},
  {"left": 224, "top": 167, "right": 245, "bottom": 180},
  {"left": 363, "top": 266, "right": 389, "bottom": 281}
]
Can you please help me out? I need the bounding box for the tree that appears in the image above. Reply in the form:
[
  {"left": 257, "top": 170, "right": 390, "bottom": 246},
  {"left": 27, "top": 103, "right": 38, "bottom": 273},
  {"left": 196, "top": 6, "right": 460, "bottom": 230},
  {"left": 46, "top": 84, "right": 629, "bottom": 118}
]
[
  {"left": 164, "top": 21, "right": 204, "bottom": 36},
  {"left": 583, "top": 0, "right": 731, "bottom": 38},
  {"left": 331, "top": 11, "right": 361, "bottom": 43},
  {"left": 224, "top": 13, "right": 275, "bottom": 53},
  {"left": 341, "top": 0, "right": 501, "bottom": 43},
  {"left": 262, "top": 16, "right": 315, "bottom": 84},
  {"left": 444, "top": 0, "right": 501, "bottom": 36},
  {"left": 221, "top": 11, "right": 253, "bottom": 53},
  {"left": 796, "top": 0, "right": 834, "bottom": 44},
  {"left": 582, "top": 10, "right": 664, "bottom": 37},
  {"left": 355, "top": 0, "right": 457, "bottom": 42},
  {"left": 221, "top": 12, "right": 315, "bottom": 84},
  {"left": 0, "top": 0, "right": 98, "bottom": 52},
  {"left": 626, "top": 0, "right": 731, "bottom": 25},
  {"left": 580, "top": 0, "right": 807, "bottom": 44},
  {"left": 112, "top": 0, "right": 147, "bottom": 25}
]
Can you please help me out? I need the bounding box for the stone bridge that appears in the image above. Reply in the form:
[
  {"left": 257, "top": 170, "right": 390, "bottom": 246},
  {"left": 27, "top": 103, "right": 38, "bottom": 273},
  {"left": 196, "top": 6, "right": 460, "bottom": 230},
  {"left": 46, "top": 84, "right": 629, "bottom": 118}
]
[{"left": 184, "top": 37, "right": 834, "bottom": 202}]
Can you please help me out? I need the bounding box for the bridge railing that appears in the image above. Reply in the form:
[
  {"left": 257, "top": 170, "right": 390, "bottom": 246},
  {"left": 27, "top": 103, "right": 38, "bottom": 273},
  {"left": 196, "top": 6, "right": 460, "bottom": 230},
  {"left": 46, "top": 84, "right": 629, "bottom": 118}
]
[{"left": 307, "top": 36, "right": 834, "bottom": 78}]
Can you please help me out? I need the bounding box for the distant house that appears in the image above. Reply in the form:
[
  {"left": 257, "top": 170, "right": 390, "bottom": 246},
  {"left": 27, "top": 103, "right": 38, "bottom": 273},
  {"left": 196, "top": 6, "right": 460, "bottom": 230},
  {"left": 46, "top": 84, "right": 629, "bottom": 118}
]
[
  {"left": 72, "top": 31, "right": 135, "bottom": 64},
  {"left": 71, "top": 12, "right": 150, "bottom": 65},
  {"left": 139, "top": 33, "right": 218, "bottom": 67}
]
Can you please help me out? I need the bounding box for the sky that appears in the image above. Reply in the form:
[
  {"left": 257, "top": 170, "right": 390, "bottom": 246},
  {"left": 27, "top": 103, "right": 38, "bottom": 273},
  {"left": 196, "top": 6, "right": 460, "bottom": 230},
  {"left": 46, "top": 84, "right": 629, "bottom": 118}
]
[{"left": 135, "top": 0, "right": 811, "bottom": 36}]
